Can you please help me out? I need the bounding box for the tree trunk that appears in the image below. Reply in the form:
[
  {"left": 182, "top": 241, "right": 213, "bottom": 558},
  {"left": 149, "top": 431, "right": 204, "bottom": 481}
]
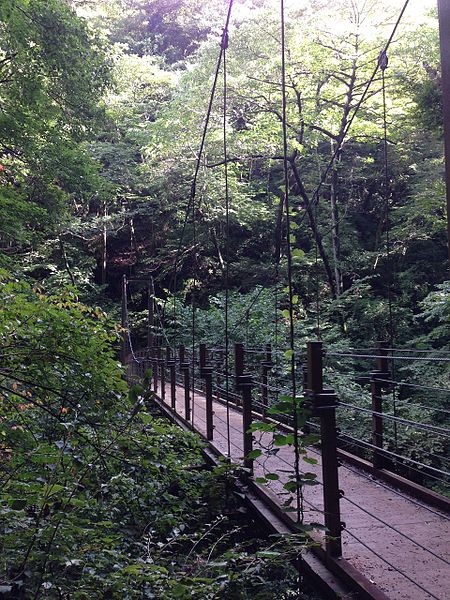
[{"left": 210, "top": 226, "right": 225, "bottom": 271}]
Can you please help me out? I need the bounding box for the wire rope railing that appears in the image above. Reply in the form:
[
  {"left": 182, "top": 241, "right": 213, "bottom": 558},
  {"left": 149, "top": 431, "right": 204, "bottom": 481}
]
[
  {"left": 334, "top": 459, "right": 450, "bottom": 521},
  {"left": 327, "top": 351, "right": 450, "bottom": 363},
  {"left": 124, "top": 336, "right": 449, "bottom": 600},
  {"left": 125, "top": 336, "right": 449, "bottom": 489},
  {"left": 338, "top": 433, "right": 450, "bottom": 483},
  {"left": 337, "top": 402, "right": 450, "bottom": 438}
]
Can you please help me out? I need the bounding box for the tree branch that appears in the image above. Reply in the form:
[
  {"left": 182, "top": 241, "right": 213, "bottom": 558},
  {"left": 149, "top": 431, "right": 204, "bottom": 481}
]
[
  {"left": 205, "top": 154, "right": 284, "bottom": 168},
  {"left": 289, "top": 158, "right": 337, "bottom": 299}
]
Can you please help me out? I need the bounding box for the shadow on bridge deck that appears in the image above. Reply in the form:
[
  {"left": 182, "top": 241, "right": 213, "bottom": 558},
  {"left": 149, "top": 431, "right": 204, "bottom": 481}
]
[{"left": 159, "top": 383, "right": 450, "bottom": 600}]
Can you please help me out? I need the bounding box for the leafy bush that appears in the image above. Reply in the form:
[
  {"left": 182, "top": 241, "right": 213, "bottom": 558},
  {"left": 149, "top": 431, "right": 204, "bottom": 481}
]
[{"left": 0, "top": 274, "right": 314, "bottom": 598}]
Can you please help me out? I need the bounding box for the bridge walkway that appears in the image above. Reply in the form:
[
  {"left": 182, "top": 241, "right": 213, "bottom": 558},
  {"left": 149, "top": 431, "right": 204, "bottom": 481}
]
[{"left": 158, "top": 382, "right": 450, "bottom": 600}]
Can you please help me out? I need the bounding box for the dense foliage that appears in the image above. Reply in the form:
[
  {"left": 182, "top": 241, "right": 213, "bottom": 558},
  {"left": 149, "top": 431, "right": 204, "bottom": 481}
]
[{"left": 0, "top": 274, "right": 315, "bottom": 598}]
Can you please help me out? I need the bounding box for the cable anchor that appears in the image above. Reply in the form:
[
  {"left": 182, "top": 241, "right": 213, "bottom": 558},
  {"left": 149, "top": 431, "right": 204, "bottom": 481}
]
[
  {"left": 378, "top": 50, "right": 388, "bottom": 71},
  {"left": 221, "top": 28, "right": 229, "bottom": 50}
]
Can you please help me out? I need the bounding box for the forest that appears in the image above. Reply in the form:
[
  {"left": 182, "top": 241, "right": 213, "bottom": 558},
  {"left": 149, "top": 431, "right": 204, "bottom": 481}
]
[{"left": 0, "top": 0, "right": 448, "bottom": 598}]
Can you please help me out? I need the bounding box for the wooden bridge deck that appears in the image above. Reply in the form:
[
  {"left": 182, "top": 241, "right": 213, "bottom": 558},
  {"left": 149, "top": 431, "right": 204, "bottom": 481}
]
[{"left": 161, "top": 383, "right": 450, "bottom": 600}]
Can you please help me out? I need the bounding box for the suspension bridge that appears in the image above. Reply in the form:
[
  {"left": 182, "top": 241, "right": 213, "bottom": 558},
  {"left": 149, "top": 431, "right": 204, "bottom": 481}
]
[
  {"left": 122, "top": 328, "right": 449, "bottom": 600},
  {"left": 117, "top": 0, "right": 450, "bottom": 598}
]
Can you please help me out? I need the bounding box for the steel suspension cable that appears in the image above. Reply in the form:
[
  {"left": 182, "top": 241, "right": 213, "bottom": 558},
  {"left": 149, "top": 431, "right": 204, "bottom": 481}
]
[
  {"left": 291, "top": 0, "right": 411, "bottom": 239},
  {"left": 152, "top": 278, "right": 173, "bottom": 350},
  {"left": 379, "top": 48, "right": 399, "bottom": 450},
  {"left": 338, "top": 459, "right": 450, "bottom": 521},
  {"left": 315, "top": 198, "right": 320, "bottom": 338},
  {"left": 164, "top": 0, "right": 235, "bottom": 344},
  {"left": 168, "top": 0, "right": 235, "bottom": 428},
  {"left": 326, "top": 352, "right": 450, "bottom": 362},
  {"left": 223, "top": 0, "right": 412, "bottom": 331},
  {"left": 274, "top": 282, "right": 280, "bottom": 402},
  {"left": 280, "top": 0, "right": 302, "bottom": 523},
  {"left": 122, "top": 277, "right": 145, "bottom": 365},
  {"left": 338, "top": 433, "right": 450, "bottom": 480},
  {"left": 375, "top": 377, "right": 450, "bottom": 395},
  {"left": 337, "top": 402, "right": 450, "bottom": 437},
  {"left": 191, "top": 182, "right": 198, "bottom": 430},
  {"left": 222, "top": 25, "right": 232, "bottom": 458}
]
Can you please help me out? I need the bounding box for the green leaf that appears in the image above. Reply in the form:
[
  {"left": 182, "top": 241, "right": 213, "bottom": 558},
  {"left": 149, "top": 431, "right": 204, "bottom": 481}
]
[
  {"left": 246, "top": 449, "right": 263, "bottom": 460},
  {"left": 31, "top": 453, "right": 59, "bottom": 465},
  {"left": 140, "top": 412, "right": 153, "bottom": 425},
  {"left": 144, "top": 368, "right": 153, "bottom": 385},
  {"left": 303, "top": 434, "right": 320, "bottom": 445},
  {"left": 43, "top": 484, "right": 65, "bottom": 497},
  {"left": 129, "top": 384, "right": 144, "bottom": 402},
  {"left": 279, "top": 395, "right": 294, "bottom": 402},
  {"left": 121, "top": 564, "right": 142, "bottom": 575},
  {"left": 273, "top": 434, "right": 294, "bottom": 446},
  {"left": 283, "top": 481, "right": 298, "bottom": 493},
  {"left": 171, "top": 583, "right": 189, "bottom": 598}
]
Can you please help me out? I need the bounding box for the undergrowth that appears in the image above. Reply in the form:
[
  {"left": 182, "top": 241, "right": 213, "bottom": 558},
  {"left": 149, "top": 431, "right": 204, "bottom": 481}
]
[{"left": 0, "top": 276, "right": 318, "bottom": 599}]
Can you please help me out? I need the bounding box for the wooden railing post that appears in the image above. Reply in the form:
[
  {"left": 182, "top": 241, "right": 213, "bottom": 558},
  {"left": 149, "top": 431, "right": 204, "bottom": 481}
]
[
  {"left": 166, "top": 347, "right": 176, "bottom": 410},
  {"left": 179, "top": 345, "right": 190, "bottom": 421},
  {"left": 200, "top": 343, "right": 214, "bottom": 440},
  {"left": 261, "top": 344, "right": 274, "bottom": 417},
  {"left": 306, "top": 341, "right": 342, "bottom": 558},
  {"left": 235, "top": 343, "right": 254, "bottom": 473},
  {"left": 371, "top": 341, "right": 390, "bottom": 469}
]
